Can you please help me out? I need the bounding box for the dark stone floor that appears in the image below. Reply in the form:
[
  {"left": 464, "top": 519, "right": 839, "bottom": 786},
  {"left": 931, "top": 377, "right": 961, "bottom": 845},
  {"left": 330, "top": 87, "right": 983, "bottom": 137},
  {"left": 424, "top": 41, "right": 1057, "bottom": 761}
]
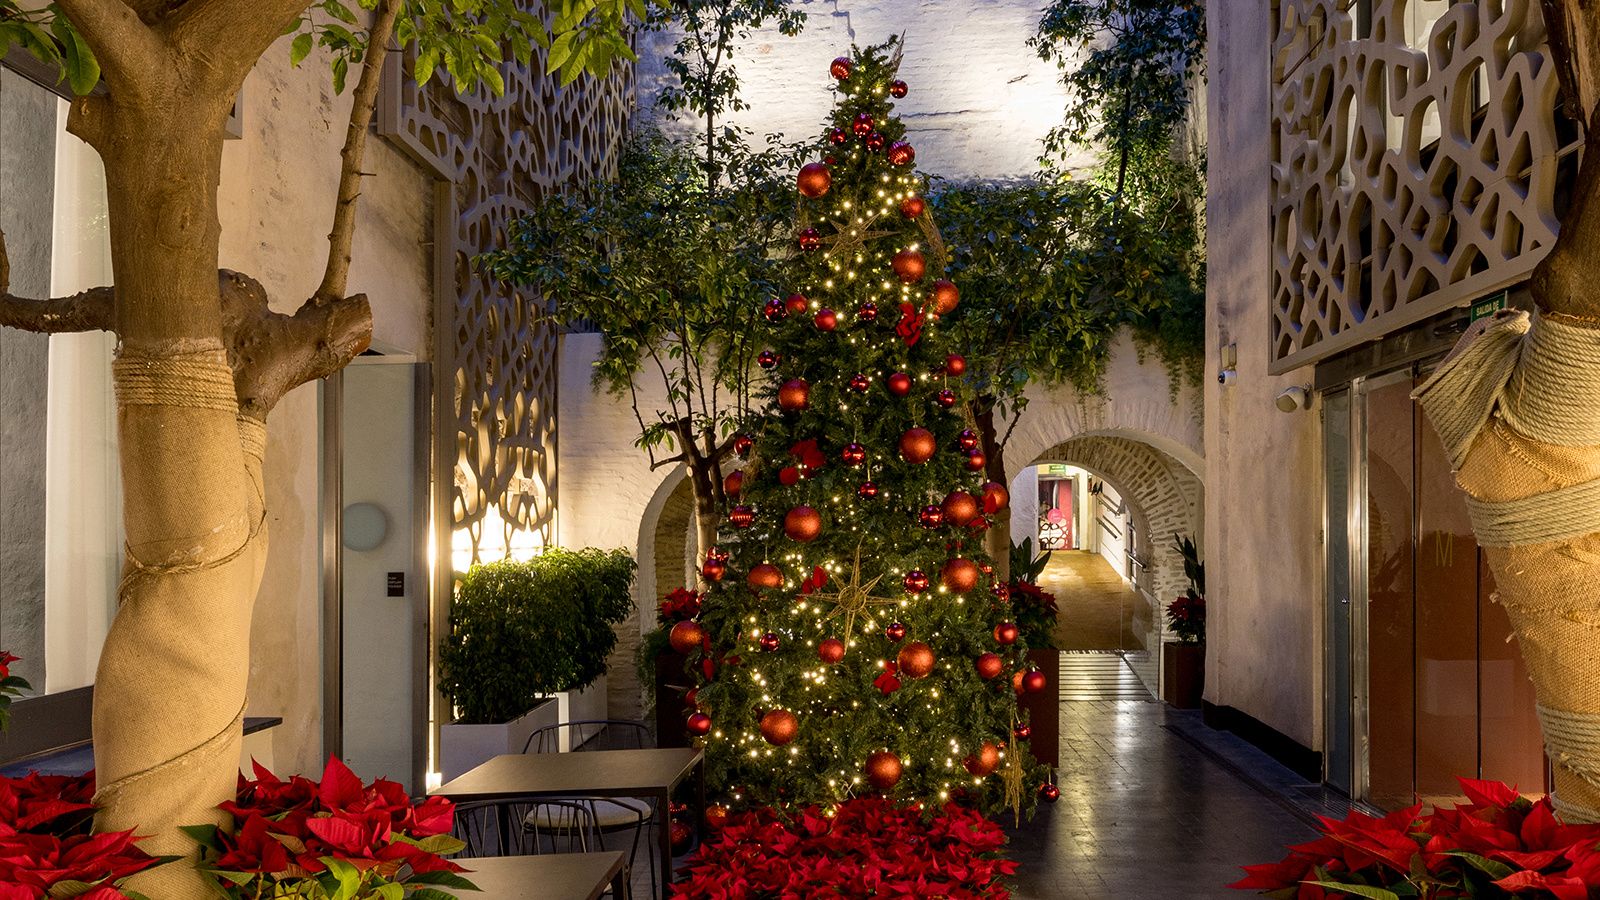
[{"left": 1004, "top": 699, "right": 1319, "bottom": 899}]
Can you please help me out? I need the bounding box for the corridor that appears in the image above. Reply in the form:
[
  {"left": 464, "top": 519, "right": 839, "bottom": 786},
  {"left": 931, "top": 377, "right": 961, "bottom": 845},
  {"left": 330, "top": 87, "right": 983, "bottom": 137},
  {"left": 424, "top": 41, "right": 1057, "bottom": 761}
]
[
  {"left": 1007, "top": 701, "right": 1320, "bottom": 899},
  {"left": 1041, "top": 551, "right": 1152, "bottom": 653}
]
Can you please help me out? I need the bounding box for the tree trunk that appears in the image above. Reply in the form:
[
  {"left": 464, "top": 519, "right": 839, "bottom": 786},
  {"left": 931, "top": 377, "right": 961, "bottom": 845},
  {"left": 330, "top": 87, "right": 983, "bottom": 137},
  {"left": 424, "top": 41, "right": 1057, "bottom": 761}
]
[
  {"left": 975, "top": 401, "right": 1012, "bottom": 581},
  {"left": 82, "top": 95, "right": 258, "bottom": 898}
]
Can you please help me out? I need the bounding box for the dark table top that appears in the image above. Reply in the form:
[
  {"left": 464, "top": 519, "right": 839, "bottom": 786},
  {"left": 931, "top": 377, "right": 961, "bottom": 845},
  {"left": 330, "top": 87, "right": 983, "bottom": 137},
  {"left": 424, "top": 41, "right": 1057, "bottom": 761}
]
[
  {"left": 448, "top": 852, "right": 626, "bottom": 900},
  {"left": 0, "top": 717, "right": 284, "bottom": 778},
  {"left": 432, "top": 748, "right": 703, "bottom": 801}
]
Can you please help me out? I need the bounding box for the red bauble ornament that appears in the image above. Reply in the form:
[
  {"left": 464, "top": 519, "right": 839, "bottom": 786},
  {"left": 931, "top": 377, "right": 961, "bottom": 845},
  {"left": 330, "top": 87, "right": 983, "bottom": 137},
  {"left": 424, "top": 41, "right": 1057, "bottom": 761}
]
[
  {"left": 784, "top": 505, "right": 822, "bottom": 542},
  {"left": 760, "top": 709, "right": 798, "bottom": 745},
  {"left": 841, "top": 442, "right": 867, "bottom": 466},
  {"left": 866, "top": 132, "right": 886, "bottom": 152},
  {"left": 887, "top": 372, "right": 912, "bottom": 397},
  {"left": 892, "top": 249, "right": 927, "bottom": 283},
  {"left": 945, "top": 354, "right": 967, "bottom": 376},
  {"left": 1015, "top": 724, "right": 1033, "bottom": 740},
  {"left": 797, "top": 162, "right": 832, "bottom": 198},
  {"left": 797, "top": 228, "right": 822, "bottom": 252},
  {"left": 734, "top": 434, "right": 754, "bottom": 457},
  {"left": 670, "top": 620, "right": 706, "bottom": 654},
  {"left": 757, "top": 349, "right": 779, "bottom": 369},
  {"left": 1013, "top": 670, "right": 1026, "bottom": 694},
  {"left": 778, "top": 466, "right": 801, "bottom": 486},
  {"left": 1023, "top": 669, "right": 1048, "bottom": 693},
  {"left": 958, "top": 429, "right": 981, "bottom": 452},
  {"left": 964, "top": 742, "right": 1000, "bottom": 776},
  {"left": 897, "top": 641, "right": 935, "bottom": 678},
  {"left": 852, "top": 112, "right": 875, "bottom": 136},
  {"left": 819, "top": 637, "right": 846, "bottom": 663},
  {"left": 964, "top": 450, "right": 987, "bottom": 472},
  {"left": 759, "top": 632, "right": 781, "bottom": 652},
  {"left": 685, "top": 712, "right": 712, "bottom": 736},
  {"left": 899, "top": 427, "right": 936, "bottom": 464},
  {"left": 828, "top": 127, "right": 849, "bottom": 145},
  {"left": 981, "top": 481, "right": 1010, "bottom": 513},
  {"left": 992, "top": 582, "right": 1011, "bottom": 601},
  {"left": 903, "top": 570, "right": 929, "bottom": 593},
  {"left": 830, "top": 56, "right": 853, "bottom": 80},
  {"left": 763, "top": 297, "right": 786, "bottom": 321},
  {"left": 778, "top": 378, "right": 810, "bottom": 411},
  {"left": 975, "top": 652, "right": 1003, "bottom": 680},
  {"left": 857, "top": 301, "right": 878, "bottom": 322},
  {"left": 890, "top": 79, "right": 908, "bottom": 98},
  {"left": 702, "top": 557, "right": 726, "bottom": 582},
  {"left": 930, "top": 279, "right": 960, "bottom": 315},
  {"left": 941, "top": 558, "right": 980, "bottom": 592},
  {"left": 857, "top": 481, "right": 879, "bottom": 499},
  {"left": 865, "top": 751, "right": 903, "bottom": 790},
  {"left": 942, "top": 490, "right": 979, "bottom": 526},
  {"left": 887, "top": 141, "right": 915, "bottom": 167},
  {"left": 848, "top": 373, "right": 871, "bottom": 392},
  {"left": 705, "top": 804, "right": 730, "bottom": 829},
  {"left": 670, "top": 820, "right": 694, "bottom": 853},
  {"left": 994, "top": 622, "right": 1020, "bottom": 645},
  {"left": 748, "top": 562, "right": 784, "bottom": 590},
  {"left": 724, "top": 471, "right": 744, "bottom": 498},
  {"left": 728, "top": 505, "right": 755, "bottom": 529},
  {"left": 885, "top": 621, "right": 908, "bottom": 642},
  {"left": 785, "top": 292, "right": 809, "bottom": 314},
  {"left": 814, "top": 308, "right": 838, "bottom": 331},
  {"left": 1040, "top": 783, "right": 1061, "bottom": 802},
  {"left": 900, "top": 196, "right": 926, "bottom": 218},
  {"left": 936, "top": 388, "right": 957, "bottom": 408},
  {"left": 919, "top": 505, "right": 945, "bottom": 529}
]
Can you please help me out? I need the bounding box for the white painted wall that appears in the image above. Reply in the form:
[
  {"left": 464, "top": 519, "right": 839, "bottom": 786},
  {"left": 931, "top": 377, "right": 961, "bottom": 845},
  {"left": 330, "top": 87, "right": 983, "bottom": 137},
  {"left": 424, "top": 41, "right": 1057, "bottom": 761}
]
[
  {"left": 1094, "top": 479, "right": 1128, "bottom": 579},
  {"left": 634, "top": 0, "right": 1093, "bottom": 180},
  {"left": 1204, "top": 0, "right": 1322, "bottom": 749}
]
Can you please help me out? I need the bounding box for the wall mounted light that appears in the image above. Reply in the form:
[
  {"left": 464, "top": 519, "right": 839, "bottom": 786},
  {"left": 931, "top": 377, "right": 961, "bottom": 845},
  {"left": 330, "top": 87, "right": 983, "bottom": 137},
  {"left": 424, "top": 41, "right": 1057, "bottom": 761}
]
[{"left": 1275, "top": 385, "right": 1312, "bottom": 412}]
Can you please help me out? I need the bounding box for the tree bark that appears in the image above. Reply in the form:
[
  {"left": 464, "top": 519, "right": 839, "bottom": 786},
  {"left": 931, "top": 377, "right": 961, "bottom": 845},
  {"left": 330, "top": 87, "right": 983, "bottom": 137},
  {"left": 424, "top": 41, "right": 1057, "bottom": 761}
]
[{"left": 975, "top": 400, "right": 1013, "bottom": 582}]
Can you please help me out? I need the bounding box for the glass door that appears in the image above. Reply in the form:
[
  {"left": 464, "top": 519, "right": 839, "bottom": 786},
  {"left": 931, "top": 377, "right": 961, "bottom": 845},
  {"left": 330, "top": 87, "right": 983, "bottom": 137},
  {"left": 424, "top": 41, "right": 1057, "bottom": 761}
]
[{"left": 1323, "top": 388, "right": 1354, "bottom": 795}]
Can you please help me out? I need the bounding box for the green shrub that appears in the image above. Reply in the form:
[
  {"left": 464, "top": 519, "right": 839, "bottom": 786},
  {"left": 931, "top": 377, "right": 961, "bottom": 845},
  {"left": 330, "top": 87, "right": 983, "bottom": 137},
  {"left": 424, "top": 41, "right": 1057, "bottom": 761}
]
[{"left": 438, "top": 548, "right": 636, "bottom": 724}]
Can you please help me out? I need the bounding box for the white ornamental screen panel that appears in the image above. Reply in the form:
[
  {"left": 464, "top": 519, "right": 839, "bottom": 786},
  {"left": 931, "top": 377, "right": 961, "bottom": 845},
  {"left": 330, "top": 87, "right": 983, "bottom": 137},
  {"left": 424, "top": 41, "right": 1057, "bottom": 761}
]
[
  {"left": 379, "top": 37, "right": 634, "bottom": 564},
  {"left": 1269, "top": 0, "right": 1575, "bottom": 372}
]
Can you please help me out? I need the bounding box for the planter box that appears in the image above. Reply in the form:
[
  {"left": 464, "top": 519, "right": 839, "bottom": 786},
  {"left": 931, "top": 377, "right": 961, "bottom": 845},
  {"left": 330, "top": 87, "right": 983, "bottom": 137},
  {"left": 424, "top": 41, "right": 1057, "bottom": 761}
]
[
  {"left": 1161, "top": 641, "right": 1205, "bottom": 709},
  {"left": 439, "top": 698, "right": 559, "bottom": 782},
  {"left": 655, "top": 649, "right": 694, "bottom": 749},
  {"left": 1018, "top": 648, "right": 1060, "bottom": 768},
  {"left": 539, "top": 673, "right": 609, "bottom": 751}
]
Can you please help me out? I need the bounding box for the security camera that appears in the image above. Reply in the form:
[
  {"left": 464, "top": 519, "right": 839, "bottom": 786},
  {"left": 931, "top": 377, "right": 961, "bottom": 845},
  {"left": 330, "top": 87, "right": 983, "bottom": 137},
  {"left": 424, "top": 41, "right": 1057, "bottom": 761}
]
[
  {"left": 1275, "top": 385, "right": 1311, "bottom": 412},
  {"left": 1217, "top": 368, "right": 1237, "bottom": 386}
]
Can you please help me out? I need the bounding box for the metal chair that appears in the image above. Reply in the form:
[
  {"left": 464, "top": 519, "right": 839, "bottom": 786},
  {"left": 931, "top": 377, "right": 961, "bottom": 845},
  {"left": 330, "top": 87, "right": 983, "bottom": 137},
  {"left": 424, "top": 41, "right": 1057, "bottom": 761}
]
[
  {"left": 522, "top": 720, "right": 658, "bottom": 898},
  {"left": 452, "top": 797, "right": 598, "bottom": 858}
]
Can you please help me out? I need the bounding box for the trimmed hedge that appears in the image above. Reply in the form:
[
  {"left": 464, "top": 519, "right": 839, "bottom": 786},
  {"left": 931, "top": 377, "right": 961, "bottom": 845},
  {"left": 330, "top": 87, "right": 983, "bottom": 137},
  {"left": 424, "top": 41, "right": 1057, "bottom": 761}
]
[{"left": 438, "top": 548, "right": 636, "bottom": 724}]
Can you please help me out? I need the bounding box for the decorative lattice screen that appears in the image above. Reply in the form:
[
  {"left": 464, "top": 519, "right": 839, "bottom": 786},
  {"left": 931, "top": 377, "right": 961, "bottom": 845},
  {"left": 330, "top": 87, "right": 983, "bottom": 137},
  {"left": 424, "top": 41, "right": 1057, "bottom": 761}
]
[
  {"left": 380, "top": 39, "right": 633, "bottom": 564},
  {"left": 1269, "top": 0, "right": 1574, "bottom": 372}
]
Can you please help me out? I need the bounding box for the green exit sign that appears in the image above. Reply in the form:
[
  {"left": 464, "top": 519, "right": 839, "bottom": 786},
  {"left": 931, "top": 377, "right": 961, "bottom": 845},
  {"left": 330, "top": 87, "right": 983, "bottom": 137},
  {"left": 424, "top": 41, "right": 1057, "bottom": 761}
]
[{"left": 1470, "top": 292, "right": 1507, "bottom": 321}]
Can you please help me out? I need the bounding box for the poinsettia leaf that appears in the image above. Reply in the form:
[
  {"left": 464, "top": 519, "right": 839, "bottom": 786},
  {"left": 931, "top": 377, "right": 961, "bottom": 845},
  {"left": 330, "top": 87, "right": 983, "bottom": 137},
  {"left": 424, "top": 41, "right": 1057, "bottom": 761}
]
[
  {"left": 179, "top": 823, "right": 223, "bottom": 851},
  {"left": 406, "top": 870, "right": 478, "bottom": 888},
  {"left": 1303, "top": 882, "right": 1401, "bottom": 900},
  {"left": 211, "top": 869, "right": 258, "bottom": 886},
  {"left": 1440, "top": 850, "right": 1515, "bottom": 880}
]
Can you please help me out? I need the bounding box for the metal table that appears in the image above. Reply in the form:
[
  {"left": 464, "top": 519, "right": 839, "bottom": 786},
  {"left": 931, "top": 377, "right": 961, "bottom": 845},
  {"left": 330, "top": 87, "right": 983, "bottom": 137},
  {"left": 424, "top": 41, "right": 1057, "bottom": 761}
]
[
  {"left": 434, "top": 748, "right": 705, "bottom": 898},
  {"left": 448, "top": 852, "right": 628, "bottom": 899}
]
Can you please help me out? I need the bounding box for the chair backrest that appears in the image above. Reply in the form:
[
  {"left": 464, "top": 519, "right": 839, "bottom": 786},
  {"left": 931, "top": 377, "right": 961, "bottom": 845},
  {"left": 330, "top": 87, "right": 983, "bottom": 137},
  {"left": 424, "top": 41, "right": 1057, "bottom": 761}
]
[
  {"left": 450, "top": 798, "right": 596, "bottom": 858},
  {"left": 523, "top": 718, "right": 654, "bottom": 754}
]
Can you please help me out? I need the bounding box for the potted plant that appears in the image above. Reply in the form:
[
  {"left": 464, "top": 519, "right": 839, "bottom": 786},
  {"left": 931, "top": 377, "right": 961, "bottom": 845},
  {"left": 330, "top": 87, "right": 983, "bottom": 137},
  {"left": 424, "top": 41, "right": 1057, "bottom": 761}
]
[
  {"left": 1010, "top": 538, "right": 1062, "bottom": 767},
  {"left": 437, "top": 548, "right": 636, "bottom": 778},
  {"left": 639, "top": 587, "right": 704, "bottom": 749},
  {"left": 1161, "top": 534, "right": 1206, "bottom": 709}
]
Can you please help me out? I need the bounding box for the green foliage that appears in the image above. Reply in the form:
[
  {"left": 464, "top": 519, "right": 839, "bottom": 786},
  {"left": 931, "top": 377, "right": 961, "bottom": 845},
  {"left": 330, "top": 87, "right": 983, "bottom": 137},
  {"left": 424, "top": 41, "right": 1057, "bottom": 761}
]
[
  {"left": 647, "top": 0, "right": 804, "bottom": 137},
  {"left": 1009, "top": 537, "right": 1052, "bottom": 584},
  {"left": 1166, "top": 533, "right": 1205, "bottom": 644},
  {"left": 1, "top": 0, "right": 634, "bottom": 99},
  {"left": 437, "top": 548, "right": 636, "bottom": 724},
  {"left": 483, "top": 129, "right": 799, "bottom": 459},
  {"left": 686, "top": 39, "right": 1047, "bottom": 817},
  {"left": 1030, "top": 0, "right": 1205, "bottom": 175}
]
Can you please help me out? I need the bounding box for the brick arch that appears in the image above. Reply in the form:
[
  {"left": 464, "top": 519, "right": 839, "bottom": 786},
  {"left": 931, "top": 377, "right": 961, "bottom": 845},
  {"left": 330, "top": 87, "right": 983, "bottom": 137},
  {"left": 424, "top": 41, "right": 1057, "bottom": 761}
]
[{"left": 1030, "top": 435, "right": 1204, "bottom": 607}]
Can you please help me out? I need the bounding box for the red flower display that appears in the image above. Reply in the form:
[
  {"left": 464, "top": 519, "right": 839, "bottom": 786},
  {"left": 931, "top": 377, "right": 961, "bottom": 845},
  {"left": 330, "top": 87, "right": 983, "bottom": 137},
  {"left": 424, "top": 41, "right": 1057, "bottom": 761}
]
[
  {"left": 672, "top": 798, "right": 1017, "bottom": 899},
  {"left": 1232, "top": 778, "right": 1600, "bottom": 899},
  {"left": 659, "top": 588, "right": 703, "bottom": 622},
  {"left": 0, "top": 769, "right": 157, "bottom": 900}
]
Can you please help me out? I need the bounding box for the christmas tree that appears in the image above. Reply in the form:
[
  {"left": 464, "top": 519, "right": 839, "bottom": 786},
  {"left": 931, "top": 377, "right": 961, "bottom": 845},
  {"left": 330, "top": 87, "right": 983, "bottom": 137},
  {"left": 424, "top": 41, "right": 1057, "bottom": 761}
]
[{"left": 672, "top": 39, "right": 1050, "bottom": 817}]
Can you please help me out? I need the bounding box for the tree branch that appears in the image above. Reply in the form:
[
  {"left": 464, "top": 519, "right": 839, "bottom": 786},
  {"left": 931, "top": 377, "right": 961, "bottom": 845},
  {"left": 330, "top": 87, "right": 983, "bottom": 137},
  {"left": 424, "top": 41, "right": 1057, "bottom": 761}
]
[
  {"left": 52, "top": 0, "right": 165, "bottom": 87},
  {"left": 314, "top": 0, "right": 403, "bottom": 305},
  {"left": 0, "top": 227, "right": 113, "bottom": 333},
  {"left": 1531, "top": 0, "right": 1600, "bottom": 320},
  {"left": 220, "top": 270, "right": 372, "bottom": 419},
  {"left": 165, "top": 0, "right": 312, "bottom": 85}
]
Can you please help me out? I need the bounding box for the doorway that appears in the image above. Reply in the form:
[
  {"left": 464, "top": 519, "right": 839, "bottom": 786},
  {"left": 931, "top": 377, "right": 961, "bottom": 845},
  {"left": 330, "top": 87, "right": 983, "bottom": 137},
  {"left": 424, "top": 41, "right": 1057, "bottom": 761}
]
[{"left": 322, "top": 355, "right": 430, "bottom": 793}]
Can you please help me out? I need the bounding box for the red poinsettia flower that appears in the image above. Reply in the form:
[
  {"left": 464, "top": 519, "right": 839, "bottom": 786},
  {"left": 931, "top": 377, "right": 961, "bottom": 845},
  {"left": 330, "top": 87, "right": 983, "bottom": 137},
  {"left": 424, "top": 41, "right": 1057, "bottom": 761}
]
[{"left": 658, "top": 588, "right": 702, "bottom": 622}]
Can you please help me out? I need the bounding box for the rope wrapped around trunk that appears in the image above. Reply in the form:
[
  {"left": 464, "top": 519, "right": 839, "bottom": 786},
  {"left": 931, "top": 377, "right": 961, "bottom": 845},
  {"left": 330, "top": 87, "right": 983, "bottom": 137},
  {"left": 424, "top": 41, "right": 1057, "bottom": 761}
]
[{"left": 1414, "top": 309, "right": 1600, "bottom": 822}]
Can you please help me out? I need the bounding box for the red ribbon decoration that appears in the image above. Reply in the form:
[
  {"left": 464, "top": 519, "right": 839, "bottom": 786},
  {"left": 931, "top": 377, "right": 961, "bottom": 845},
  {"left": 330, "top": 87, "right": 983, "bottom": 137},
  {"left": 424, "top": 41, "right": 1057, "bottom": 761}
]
[{"left": 895, "top": 301, "right": 923, "bottom": 346}]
